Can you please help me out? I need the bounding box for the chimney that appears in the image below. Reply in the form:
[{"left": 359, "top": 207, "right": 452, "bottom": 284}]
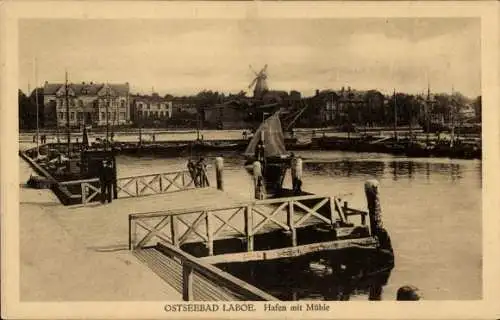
[
  {"left": 315, "top": 89, "right": 320, "bottom": 96},
  {"left": 348, "top": 86, "right": 351, "bottom": 92}
]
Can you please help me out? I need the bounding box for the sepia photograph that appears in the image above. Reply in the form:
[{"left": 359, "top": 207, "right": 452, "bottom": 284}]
[{"left": 2, "top": 1, "right": 499, "bottom": 319}]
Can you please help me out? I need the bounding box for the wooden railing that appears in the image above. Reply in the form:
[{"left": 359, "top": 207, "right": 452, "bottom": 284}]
[
  {"left": 115, "top": 171, "right": 195, "bottom": 198},
  {"left": 145, "top": 242, "right": 279, "bottom": 301},
  {"left": 129, "top": 194, "right": 370, "bottom": 254},
  {"left": 60, "top": 169, "right": 197, "bottom": 205}
]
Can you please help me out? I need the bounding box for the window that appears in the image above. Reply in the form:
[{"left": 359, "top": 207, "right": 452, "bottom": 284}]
[
  {"left": 70, "top": 99, "right": 76, "bottom": 107},
  {"left": 137, "top": 111, "right": 142, "bottom": 118},
  {"left": 70, "top": 112, "right": 75, "bottom": 120},
  {"left": 101, "top": 112, "right": 105, "bottom": 120},
  {"left": 59, "top": 112, "right": 64, "bottom": 119},
  {"left": 121, "top": 100, "right": 125, "bottom": 108},
  {"left": 120, "top": 112, "right": 126, "bottom": 120},
  {"left": 79, "top": 100, "right": 84, "bottom": 107},
  {"left": 158, "top": 104, "right": 161, "bottom": 110},
  {"left": 147, "top": 104, "right": 150, "bottom": 110}
]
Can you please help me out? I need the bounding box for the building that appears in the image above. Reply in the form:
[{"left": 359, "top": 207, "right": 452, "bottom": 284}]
[
  {"left": 294, "top": 87, "right": 385, "bottom": 128},
  {"left": 131, "top": 93, "right": 173, "bottom": 123},
  {"left": 170, "top": 97, "right": 199, "bottom": 118},
  {"left": 42, "top": 81, "right": 131, "bottom": 128},
  {"left": 203, "top": 101, "right": 249, "bottom": 129}
]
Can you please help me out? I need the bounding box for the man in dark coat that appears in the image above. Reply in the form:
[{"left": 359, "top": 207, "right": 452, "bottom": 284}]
[{"left": 99, "top": 160, "right": 114, "bottom": 203}]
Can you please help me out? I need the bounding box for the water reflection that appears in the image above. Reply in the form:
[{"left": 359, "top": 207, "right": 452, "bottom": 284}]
[
  {"left": 305, "top": 159, "right": 470, "bottom": 183},
  {"left": 306, "top": 160, "right": 386, "bottom": 178},
  {"left": 217, "top": 248, "right": 394, "bottom": 301}
]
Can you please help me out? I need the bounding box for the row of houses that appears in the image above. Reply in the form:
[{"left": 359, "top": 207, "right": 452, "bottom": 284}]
[
  {"left": 32, "top": 81, "right": 200, "bottom": 128},
  {"left": 24, "top": 81, "right": 478, "bottom": 130}
]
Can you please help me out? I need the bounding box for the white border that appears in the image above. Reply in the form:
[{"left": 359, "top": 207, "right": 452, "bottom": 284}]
[{"left": 1, "top": 1, "right": 499, "bottom": 319}]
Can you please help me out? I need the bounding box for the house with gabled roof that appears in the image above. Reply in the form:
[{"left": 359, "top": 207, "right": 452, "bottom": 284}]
[{"left": 42, "top": 81, "right": 131, "bottom": 127}]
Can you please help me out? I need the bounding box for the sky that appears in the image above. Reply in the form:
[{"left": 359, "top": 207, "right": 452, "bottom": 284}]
[{"left": 19, "top": 18, "right": 481, "bottom": 98}]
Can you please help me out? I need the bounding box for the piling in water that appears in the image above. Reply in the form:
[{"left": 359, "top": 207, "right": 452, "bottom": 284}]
[
  {"left": 291, "top": 156, "right": 303, "bottom": 194},
  {"left": 253, "top": 161, "right": 265, "bottom": 200},
  {"left": 215, "top": 157, "right": 224, "bottom": 191},
  {"left": 364, "top": 179, "right": 383, "bottom": 236}
]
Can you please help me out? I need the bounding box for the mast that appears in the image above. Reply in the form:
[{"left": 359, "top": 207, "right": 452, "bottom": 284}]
[
  {"left": 450, "top": 86, "right": 455, "bottom": 148},
  {"left": 393, "top": 89, "right": 398, "bottom": 141},
  {"left": 409, "top": 97, "right": 413, "bottom": 142},
  {"left": 34, "top": 57, "right": 39, "bottom": 155},
  {"left": 106, "top": 83, "right": 110, "bottom": 150},
  {"left": 426, "top": 82, "right": 431, "bottom": 143},
  {"left": 65, "top": 70, "right": 70, "bottom": 157}
]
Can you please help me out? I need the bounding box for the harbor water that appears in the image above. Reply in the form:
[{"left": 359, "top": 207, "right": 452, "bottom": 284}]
[{"left": 115, "top": 150, "right": 482, "bottom": 301}]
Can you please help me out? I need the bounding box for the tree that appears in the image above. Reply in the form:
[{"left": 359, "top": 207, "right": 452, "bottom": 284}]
[
  {"left": 473, "top": 96, "right": 481, "bottom": 122},
  {"left": 19, "top": 89, "right": 36, "bottom": 129}
]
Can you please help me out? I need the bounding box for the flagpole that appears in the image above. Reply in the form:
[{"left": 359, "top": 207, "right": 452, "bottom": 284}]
[
  {"left": 65, "top": 69, "right": 71, "bottom": 157},
  {"left": 34, "top": 57, "right": 39, "bottom": 156}
]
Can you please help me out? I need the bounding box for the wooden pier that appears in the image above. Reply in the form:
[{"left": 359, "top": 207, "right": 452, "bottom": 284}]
[
  {"left": 129, "top": 188, "right": 376, "bottom": 262},
  {"left": 19, "top": 143, "right": 380, "bottom": 301}
]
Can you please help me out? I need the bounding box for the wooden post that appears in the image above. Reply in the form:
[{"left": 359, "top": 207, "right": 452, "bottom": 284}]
[
  {"left": 128, "top": 216, "right": 136, "bottom": 250},
  {"left": 253, "top": 161, "right": 265, "bottom": 200},
  {"left": 81, "top": 182, "right": 86, "bottom": 205},
  {"left": 287, "top": 201, "right": 297, "bottom": 246},
  {"left": 215, "top": 157, "right": 224, "bottom": 191},
  {"left": 112, "top": 156, "right": 118, "bottom": 199},
  {"left": 135, "top": 178, "right": 139, "bottom": 196},
  {"left": 291, "top": 156, "right": 303, "bottom": 194},
  {"left": 170, "top": 215, "right": 179, "bottom": 246},
  {"left": 244, "top": 205, "right": 254, "bottom": 251},
  {"left": 206, "top": 211, "right": 214, "bottom": 256},
  {"left": 182, "top": 263, "right": 194, "bottom": 301},
  {"left": 329, "top": 197, "right": 336, "bottom": 225},
  {"left": 364, "top": 179, "right": 383, "bottom": 236},
  {"left": 159, "top": 174, "right": 163, "bottom": 193},
  {"left": 343, "top": 201, "right": 349, "bottom": 223}
]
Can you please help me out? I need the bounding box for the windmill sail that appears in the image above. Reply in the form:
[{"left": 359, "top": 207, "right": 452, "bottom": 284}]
[{"left": 244, "top": 112, "right": 288, "bottom": 158}]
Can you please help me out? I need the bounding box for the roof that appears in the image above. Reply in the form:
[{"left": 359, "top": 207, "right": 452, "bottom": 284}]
[
  {"left": 132, "top": 93, "right": 168, "bottom": 103},
  {"left": 43, "top": 82, "right": 129, "bottom": 96}
]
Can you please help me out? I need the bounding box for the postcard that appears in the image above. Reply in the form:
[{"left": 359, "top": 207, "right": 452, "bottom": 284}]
[{"left": 1, "top": 1, "right": 499, "bottom": 319}]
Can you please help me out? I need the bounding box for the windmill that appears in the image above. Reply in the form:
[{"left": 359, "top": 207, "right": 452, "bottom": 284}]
[{"left": 248, "top": 64, "right": 269, "bottom": 99}]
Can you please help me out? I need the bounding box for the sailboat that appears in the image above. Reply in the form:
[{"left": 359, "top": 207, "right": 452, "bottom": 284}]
[{"left": 243, "top": 112, "right": 292, "bottom": 197}]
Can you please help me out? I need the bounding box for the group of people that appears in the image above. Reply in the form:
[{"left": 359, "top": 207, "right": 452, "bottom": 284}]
[
  {"left": 33, "top": 134, "right": 48, "bottom": 144},
  {"left": 187, "top": 157, "right": 209, "bottom": 187}
]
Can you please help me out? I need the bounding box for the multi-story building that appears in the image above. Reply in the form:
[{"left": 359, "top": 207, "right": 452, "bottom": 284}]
[
  {"left": 296, "top": 87, "right": 385, "bottom": 128},
  {"left": 42, "top": 81, "right": 131, "bottom": 127},
  {"left": 131, "top": 93, "right": 173, "bottom": 123},
  {"left": 170, "top": 97, "right": 199, "bottom": 119}
]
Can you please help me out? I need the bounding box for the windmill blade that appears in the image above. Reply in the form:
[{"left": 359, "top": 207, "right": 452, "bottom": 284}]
[
  {"left": 260, "top": 64, "right": 268, "bottom": 75},
  {"left": 249, "top": 65, "right": 259, "bottom": 76},
  {"left": 248, "top": 77, "right": 258, "bottom": 89}
]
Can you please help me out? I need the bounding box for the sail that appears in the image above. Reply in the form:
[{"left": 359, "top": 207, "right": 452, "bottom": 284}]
[{"left": 244, "top": 113, "right": 287, "bottom": 158}]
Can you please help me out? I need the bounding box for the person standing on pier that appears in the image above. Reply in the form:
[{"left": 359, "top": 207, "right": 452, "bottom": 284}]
[
  {"left": 99, "top": 160, "right": 114, "bottom": 204},
  {"left": 255, "top": 138, "right": 265, "bottom": 162}
]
